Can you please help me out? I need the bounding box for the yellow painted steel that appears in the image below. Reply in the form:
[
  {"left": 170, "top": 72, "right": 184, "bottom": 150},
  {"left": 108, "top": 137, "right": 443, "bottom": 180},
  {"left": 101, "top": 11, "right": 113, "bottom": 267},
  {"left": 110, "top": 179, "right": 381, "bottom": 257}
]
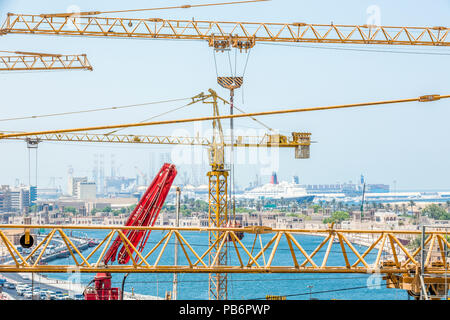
[
  {"left": 2, "top": 14, "right": 449, "bottom": 50},
  {"left": 0, "top": 132, "right": 311, "bottom": 149},
  {"left": 0, "top": 224, "right": 449, "bottom": 276},
  {"left": 1, "top": 91, "right": 447, "bottom": 299},
  {"left": 0, "top": 89, "right": 310, "bottom": 301},
  {"left": 0, "top": 53, "right": 92, "bottom": 71},
  {"left": 0, "top": 94, "right": 447, "bottom": 140},
  {"left": 207, "top": 170, "right": 229, "bottom": 300}
]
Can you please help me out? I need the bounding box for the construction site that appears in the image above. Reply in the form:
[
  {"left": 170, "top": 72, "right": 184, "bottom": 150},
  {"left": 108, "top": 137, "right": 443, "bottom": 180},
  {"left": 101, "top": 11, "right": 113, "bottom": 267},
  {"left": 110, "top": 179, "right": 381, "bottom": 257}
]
[{"left": 0, "top": 0, "right": 449, "bottom": 306}]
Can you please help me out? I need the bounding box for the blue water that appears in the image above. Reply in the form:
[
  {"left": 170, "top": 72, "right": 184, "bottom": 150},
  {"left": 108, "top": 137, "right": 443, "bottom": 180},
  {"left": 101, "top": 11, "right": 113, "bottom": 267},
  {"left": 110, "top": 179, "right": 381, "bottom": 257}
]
[{"left": 43, "top": 230, "right": 408, "bottom": 300}]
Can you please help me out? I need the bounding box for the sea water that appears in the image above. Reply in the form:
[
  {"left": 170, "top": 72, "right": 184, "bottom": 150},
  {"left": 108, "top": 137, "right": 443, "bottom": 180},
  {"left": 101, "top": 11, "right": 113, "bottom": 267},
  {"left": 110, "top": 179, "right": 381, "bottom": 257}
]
[{"left": 44, "top": 229, "right": 408, "bottom": 300}]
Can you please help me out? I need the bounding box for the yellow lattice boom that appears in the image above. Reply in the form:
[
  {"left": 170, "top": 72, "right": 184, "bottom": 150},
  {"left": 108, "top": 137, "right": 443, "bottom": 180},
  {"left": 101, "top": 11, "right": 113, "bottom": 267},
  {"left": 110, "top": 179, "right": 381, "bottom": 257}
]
[
  {"left": 0, "top": 224, "right": 448, "bottom": 273},
  {"left": 0, "top": 52, "right": 92, "bottom": 71},
  {"left": 1, "top": 13, "right": 449, "bottom": 50}
]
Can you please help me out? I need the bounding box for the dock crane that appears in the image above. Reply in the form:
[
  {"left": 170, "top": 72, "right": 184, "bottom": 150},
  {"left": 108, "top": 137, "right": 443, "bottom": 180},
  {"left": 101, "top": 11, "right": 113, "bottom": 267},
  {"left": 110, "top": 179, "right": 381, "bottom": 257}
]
[{"left": 0, "top": 51, "right": 92, "bottom": 72}]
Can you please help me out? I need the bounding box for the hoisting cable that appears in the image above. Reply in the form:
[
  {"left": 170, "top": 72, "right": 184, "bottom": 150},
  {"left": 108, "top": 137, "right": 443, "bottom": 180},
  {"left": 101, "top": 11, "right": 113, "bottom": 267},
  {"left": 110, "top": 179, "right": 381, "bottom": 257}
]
[
  {"left": 40, "top": 0, "right": 270, "bottom": 17},
  {"left": 104, "top": 101, "right": 195, "bottom": 135},
  {"left": 233, "top": 105, "right": 273, "bottom": 132},
  {"left": 241, "top": 47, "right": 252, "bottom": 105},
  {"left": 249, "top": 283, "right": 385, "bottom": 300},
  {"left": 1, "top": 94, "right": 447, "bottom": 139},
  {"left": 0, "top": 97, "right": 191, "bottom": 123}
]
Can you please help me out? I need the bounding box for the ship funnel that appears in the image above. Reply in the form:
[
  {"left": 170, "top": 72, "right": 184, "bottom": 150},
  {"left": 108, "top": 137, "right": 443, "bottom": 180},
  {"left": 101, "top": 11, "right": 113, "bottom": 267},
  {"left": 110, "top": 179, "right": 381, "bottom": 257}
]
[{"left": 271, "top": 172, "right": 278, "bottom": 185}]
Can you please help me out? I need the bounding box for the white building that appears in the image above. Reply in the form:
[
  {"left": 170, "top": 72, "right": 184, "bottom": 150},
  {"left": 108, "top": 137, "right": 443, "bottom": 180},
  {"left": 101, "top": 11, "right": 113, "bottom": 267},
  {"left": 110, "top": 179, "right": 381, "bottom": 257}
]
[
  {"left": 68, "top": 176, "right": 88, "bottom": 197},
  {"left": 77, "top": 182, "right": 97, "bottom": 200},
  {"left": 374, "top": 211, "right": 398, "bottom": 227},
  {"left": 0, "top": 185, "right": 31, "bottom": 212}
]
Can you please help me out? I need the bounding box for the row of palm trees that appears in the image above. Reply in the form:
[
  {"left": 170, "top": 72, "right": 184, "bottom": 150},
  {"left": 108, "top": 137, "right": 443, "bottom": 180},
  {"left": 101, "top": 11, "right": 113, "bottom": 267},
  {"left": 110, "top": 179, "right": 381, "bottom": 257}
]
[{"left": 179, "top": 196, "right": 450, "bottom": 217}]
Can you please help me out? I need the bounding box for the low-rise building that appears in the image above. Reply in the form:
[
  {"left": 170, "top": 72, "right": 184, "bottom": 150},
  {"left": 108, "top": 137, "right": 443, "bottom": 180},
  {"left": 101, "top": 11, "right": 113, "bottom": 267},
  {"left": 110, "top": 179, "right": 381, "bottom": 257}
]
[{"left": 374, "top": 211, "right": 398, "bottom": 227}]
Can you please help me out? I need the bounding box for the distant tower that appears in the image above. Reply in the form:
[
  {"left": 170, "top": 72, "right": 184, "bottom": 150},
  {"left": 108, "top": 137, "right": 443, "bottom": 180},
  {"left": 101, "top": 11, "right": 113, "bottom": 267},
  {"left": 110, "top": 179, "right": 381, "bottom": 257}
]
[
  {"left": 148, "top": 154, "right": 153, "bottom": 178},
  {"left": 93, "top": 154, "right": 99, "bottom": 192},
  {"left": 293, "top": 175, "right": 300, "bottom": 184},
  {"left": 159, "top": 153, "right": 170, "bottom": 167},
  {"left": 271, "top": 172, "right": 278, "bottom": 185},
  {"left": 67, "top": 165, "right": 74, "bottom": 195},
  {"left": 111, "top": 154, "right": 116, "bottom": 178},
  {"left": 99, "top": 154, "right": 105, "bottom": 195},
  {"left": 255, "top": 174, "right": 260, "bottom": 187},
  {"left": 182, "top": 172, "right": 189, "bottom": 185}
]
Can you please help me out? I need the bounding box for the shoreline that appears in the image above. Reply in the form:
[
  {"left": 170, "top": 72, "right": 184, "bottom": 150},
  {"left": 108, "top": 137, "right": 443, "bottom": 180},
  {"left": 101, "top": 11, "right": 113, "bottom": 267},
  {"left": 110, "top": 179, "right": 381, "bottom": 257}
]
[{"left": 2, "top": 272, "right": 162, "bottom": 300}]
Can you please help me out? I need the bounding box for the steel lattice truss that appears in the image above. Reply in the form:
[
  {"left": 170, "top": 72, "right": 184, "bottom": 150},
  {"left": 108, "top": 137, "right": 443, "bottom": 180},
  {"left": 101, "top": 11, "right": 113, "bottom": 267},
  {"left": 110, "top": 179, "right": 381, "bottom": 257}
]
[
  {"left": 208, "top": 171, "right": 229, "bottom": 300},
  {"left": 2, "top": 14, "right": 449, "bottom": 49},
  {"left": 0, "top": 54, "right": 92, "bottom": 71},
  {"left": 0, "top": 132, "right": 311, "bottom": 148},
  {"left": 0, "top": 225, "right": 448, "bottom": 275}
]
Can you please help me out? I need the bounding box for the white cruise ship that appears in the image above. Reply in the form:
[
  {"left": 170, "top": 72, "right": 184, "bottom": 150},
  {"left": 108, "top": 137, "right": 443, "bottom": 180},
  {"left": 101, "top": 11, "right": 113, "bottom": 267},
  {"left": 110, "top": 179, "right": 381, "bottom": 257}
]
[{"left": 239, "top": 180, "right": 314, "bottom": 203}]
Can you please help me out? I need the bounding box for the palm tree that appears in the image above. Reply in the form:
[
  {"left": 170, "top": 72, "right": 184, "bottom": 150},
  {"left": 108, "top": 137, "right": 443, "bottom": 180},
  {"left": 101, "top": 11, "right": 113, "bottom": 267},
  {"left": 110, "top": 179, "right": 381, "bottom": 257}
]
[
  {"left": 291, "top": 201, "right": 298, "bottom": 213},
  {"left": 331, "top": 199, "right": 336, "bottom": 213},
  {"left": 401, "top": 203, "right": 407, "bottom": 215},
  {"left": 409, "top": 200, "right": 418, "bottom": 223}
]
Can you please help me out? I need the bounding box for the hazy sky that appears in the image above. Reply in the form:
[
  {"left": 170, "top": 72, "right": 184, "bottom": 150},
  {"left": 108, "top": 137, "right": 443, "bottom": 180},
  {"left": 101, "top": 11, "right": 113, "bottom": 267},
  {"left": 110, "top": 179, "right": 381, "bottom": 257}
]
[{"left": 0, "top": 0, "right": 449, "bottom": 191}]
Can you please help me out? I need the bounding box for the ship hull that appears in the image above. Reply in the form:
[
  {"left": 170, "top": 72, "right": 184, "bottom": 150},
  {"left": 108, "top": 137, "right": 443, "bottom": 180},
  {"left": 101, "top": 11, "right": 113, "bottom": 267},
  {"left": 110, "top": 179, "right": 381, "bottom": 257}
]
[{"left": 253, "top": 195, "right": 315, "bottom": 203}]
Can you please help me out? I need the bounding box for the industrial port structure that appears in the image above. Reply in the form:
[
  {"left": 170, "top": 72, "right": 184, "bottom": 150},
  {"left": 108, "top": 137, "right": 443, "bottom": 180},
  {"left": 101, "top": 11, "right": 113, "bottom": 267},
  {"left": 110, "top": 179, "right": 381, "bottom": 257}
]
[{"left": 0, "top": 1, "right": 449, "bottom": 301}]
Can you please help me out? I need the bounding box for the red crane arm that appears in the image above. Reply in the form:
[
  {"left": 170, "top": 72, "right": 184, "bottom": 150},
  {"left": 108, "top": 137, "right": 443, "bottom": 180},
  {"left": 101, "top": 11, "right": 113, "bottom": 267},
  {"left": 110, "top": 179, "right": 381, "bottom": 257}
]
[{"left": 103, "top": 163, "right": 177, "bottom": 265}]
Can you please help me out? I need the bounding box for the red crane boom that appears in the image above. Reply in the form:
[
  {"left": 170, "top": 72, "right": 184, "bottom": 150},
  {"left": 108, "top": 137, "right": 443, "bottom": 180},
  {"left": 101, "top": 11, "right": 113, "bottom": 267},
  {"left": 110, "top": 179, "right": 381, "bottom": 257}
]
[
  {"left": 104, "top": 163, "right": 177, "bottom": 265},
  {"left": 84, "top": 163, "right": 177, "bottom": 300}
]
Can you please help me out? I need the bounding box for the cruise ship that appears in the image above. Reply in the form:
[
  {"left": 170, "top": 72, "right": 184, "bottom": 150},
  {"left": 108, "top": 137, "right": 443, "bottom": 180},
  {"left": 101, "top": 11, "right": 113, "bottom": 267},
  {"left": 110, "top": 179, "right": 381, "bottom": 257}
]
[{"left": 238, "top": 173, "right": 314, "bottom": 204}]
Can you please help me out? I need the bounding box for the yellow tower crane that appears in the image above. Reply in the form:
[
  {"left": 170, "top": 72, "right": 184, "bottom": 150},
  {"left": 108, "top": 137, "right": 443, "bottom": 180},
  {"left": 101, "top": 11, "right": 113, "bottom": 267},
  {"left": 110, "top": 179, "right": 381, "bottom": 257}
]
[
  {"left": 1, "top": 4, "right": 448, "bottom": 300},
  {"left": 1, "top": 91, "right": 448, "bottom": 299},
  {"left": 2, "top": 13, "right": 449, "bottom": 49},
  {"left": 0, "top": 88, "right": 311, "bottom": 300},
  {"left": 0, "top": 51, "right": 92, "bottom": 72}
]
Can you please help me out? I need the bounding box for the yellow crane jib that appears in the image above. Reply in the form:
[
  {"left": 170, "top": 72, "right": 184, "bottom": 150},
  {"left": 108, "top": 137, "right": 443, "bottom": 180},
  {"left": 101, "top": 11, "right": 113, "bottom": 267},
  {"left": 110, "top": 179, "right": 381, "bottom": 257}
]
[
  {"left": 2, "top": 13, "right": 449, "bottom": 50},
  {"left": 0, "top": 52, "right": 93, "bottom": 71}
]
